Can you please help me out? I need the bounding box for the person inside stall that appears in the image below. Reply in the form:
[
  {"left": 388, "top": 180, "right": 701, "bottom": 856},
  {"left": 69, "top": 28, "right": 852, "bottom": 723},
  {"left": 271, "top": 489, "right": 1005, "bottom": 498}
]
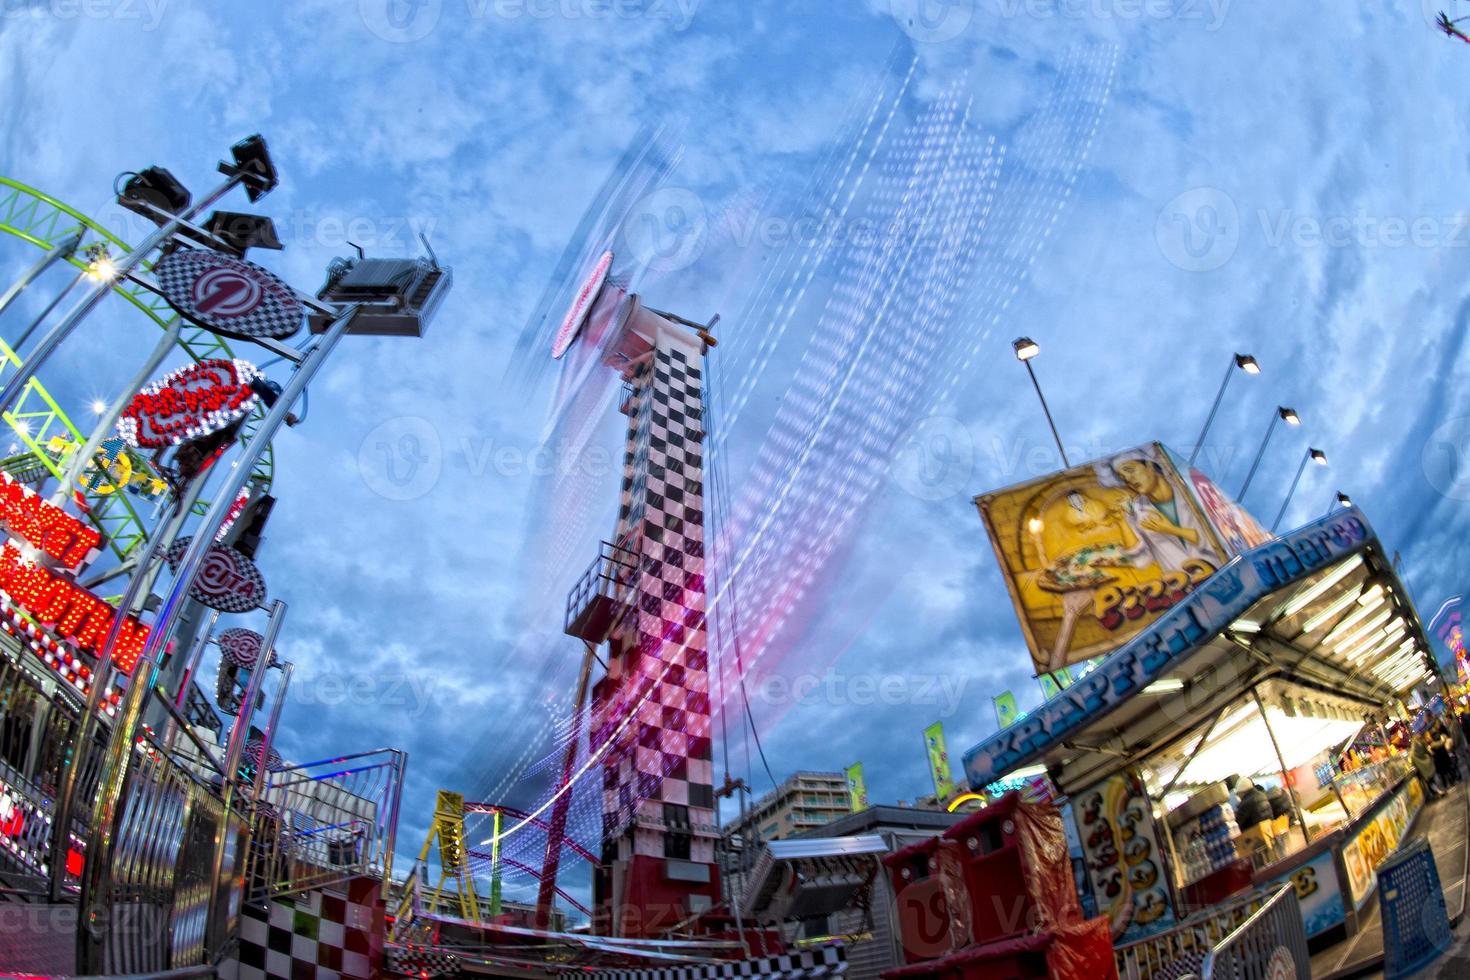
[
  {"left": 1233, "top": 777, "right": 1273, "bottom": 831},
  {"left": 1412, "top": 736, "right": 1440, "bottom": 799}
]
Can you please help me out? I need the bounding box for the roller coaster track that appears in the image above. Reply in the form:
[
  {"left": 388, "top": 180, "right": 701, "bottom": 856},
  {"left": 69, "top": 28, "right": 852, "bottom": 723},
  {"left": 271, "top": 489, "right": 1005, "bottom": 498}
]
[{"left": 0, "top": 176, "right": 274, "bottom": 561}]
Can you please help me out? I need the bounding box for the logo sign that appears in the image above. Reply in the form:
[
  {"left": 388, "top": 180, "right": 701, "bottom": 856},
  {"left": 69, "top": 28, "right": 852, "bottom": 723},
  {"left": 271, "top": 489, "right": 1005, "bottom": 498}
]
[
  {"left": 551, "top": 249, "right": 613, "bottom": 359},
  {"left": 165, "top": 537, "right": 267, "bottom": 613},
  {"left": 217, "top": 627, "right": 272, "bottom": 669},
  {"left": 0, "top": 470, "right": 102, "bottom": 570},
  {"left": 119, "top": 359, "right": 263, "bottom": 450},
  {"left": 154, "top": 250, "right": 303, "bottom": 340}
]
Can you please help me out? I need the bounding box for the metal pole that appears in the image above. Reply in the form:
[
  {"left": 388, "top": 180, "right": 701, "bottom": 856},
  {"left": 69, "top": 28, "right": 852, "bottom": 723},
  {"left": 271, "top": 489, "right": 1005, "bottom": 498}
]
[
  {"left": 0, "top": 231, "right": 83, "bottom": 321},
  {"left": 1238, "top": 411, "right": 1281, "bottom": 501},
  {"left": 0, "top": 173, "right": 243, "bottom": 420},
  {"left": 1271, "top": 450, "right": 1311, "bottom": 533},
  {"left": 1023, "top": 359, "right": 1069, "bottom": 468},
  {"left": 1252, "top": 689, "right": 1312, "bottom": 843},
  {"left": 11, "top": 270, "right": 85, "bottom": 355},
  {"left": 171, "top": 609, "right": 221, "bottom": 714},
  {"left": 77, "top": 305, "right": 359, "bottom": 969},
  {"left": 249, "top": 660, "right": 293, "bottom": 803},
  {"left": 49, "top": 469, "right": 208, "bottom": 901},
  {"left": 1189, "top": 357, "right": 1237, "bottom": 466},
  {"left": 47, "top": 319, "right": 183, "bottom": 510}
]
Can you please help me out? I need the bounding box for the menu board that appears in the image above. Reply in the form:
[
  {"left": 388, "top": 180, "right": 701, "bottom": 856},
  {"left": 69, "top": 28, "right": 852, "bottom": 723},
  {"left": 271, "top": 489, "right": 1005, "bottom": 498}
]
[{"left": 1074, "top": 769, "right": 1177, "bottom": 941}]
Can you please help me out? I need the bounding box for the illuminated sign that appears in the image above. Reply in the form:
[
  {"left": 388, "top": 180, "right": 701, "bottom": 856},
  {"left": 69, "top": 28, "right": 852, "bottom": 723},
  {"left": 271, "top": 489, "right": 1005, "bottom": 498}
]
[
  {"left": 153, "top": 250, "right": 303, "bottom": 340},
  {"left": 118, "top": 359, "right": 263, "bottom": 450},
  {"left": 0, "top": 543, "right": 149, "bottom": 674},
  {"left": 164, "top": 537, "right": 266, "bottom": 613},
  {"left": 0, "top": 471, "right": 101, "bottom": 569},
  {"left": 551, "top": 249, "right": 613, "bottom": 359},
  {"left": 218, "top": 627, "right": 270, "bottom": 668}
]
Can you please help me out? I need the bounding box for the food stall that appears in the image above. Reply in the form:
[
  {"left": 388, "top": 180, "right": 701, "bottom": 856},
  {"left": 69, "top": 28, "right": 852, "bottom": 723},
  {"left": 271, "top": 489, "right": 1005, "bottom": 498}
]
[{"left": 961, "top": 445, "right": 1445, "bottom": 946}]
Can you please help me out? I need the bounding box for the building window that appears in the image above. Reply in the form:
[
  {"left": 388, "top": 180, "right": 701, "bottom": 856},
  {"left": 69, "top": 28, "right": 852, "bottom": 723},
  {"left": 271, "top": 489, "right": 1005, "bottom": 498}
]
[
  {"left": 689, "top": 783, "right": 714, "bottom": 809},
  {"left": 663, "top": 803, "right": 689, "bottom": 829},
  {"left": 665, "top": 833, "right": 691, "bottom": 861}
]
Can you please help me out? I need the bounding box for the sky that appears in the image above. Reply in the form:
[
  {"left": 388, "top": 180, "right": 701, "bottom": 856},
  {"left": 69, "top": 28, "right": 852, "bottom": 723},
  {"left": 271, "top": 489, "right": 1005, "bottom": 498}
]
[{"left": 3, "top": 0, "right": 1470, "bottom": 915}]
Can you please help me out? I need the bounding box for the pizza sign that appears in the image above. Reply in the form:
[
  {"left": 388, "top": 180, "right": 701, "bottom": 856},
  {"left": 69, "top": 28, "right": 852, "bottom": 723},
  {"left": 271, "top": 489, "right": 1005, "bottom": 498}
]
[
  {"left": 154, "top": 250, "right": 303, "bottom": 340},
  {"left": 118, "top": 359, "right": 263, "bottom": 450},
  {"left": 165, "top": 537, "right": 267, "bottom": 613}
]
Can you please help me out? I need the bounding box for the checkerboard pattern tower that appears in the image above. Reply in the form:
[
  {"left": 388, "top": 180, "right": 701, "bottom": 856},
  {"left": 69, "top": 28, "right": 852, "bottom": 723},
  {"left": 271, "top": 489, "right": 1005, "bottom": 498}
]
[{"left": 587, "top": 301, "right": 719, "bottom": 938}]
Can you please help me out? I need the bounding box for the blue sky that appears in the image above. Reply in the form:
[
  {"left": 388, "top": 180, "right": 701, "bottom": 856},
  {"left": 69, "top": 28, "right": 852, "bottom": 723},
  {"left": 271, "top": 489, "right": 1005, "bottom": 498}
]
[{"left": 3, "top": 0, "right": 1470, "bottom": 913}]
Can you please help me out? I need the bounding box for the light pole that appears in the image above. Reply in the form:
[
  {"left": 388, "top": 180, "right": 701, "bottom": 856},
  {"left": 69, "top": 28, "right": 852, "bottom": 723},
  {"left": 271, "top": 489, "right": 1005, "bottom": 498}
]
[
  {"left": 1328, "top": 491, "right": 1352, "bottom": 515},
  {"left": 1189, "top": 352, "right": 1259, "bottom": 466},
  {"left": 1238, "top": 406, "right": 1300, "bottom": 501},
  {"left": 1271, "top": 447, "right": 1328, "bottom": 531},
  {"left": 1012, "top": 336, "right": 1069, "bottom": 468}
]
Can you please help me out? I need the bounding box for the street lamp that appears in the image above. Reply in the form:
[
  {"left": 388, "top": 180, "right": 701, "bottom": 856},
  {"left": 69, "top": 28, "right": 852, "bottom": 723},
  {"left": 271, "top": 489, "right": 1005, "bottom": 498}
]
[
  {"left": 1190, "top": 352, "right": 1260, "bottom": 466},
  {"left": 1272, "top": 447, "right": 1328, "bottom": 531},
  {"left": 1335, "top": 491, "right": 1352, "bottom": 509},
  {"left": 1012, "top": 336, "right": 1069, "bottom": 467},
  {"left": 1239, "top": 406, "right": 1300, "bottom": 501}
]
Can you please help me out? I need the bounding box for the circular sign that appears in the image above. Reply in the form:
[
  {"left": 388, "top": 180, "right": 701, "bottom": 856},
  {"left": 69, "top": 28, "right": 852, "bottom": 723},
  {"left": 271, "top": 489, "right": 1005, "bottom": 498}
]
[
  {"left": 165, "top": 537, "right": 267, "bottom": 613},
  {"left": 154, "top": 250, "right": 303, "bottom": 340},
  {"left": 217, "top": 627, "right": 273, "bottom": 669},
  {"left": 243, "top": 736, "right": 284, "bottom": 772},
  {"left": 551, "top": 249, "right": 613, "bottom": 360},
  {"left": 118, "top": 359, "right": 263, "bottom": 450}
]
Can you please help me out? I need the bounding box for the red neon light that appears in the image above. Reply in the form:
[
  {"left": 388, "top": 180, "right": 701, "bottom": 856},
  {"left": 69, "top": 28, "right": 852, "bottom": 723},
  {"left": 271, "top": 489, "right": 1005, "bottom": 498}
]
[
  {"left": 551, "top": 250, "right": 613, "bottom": 359},
  {"left": 118, "top": 359, "right": 262, "bottom": 449},
  {"left": 0, "top": 544, "right": 149, "bottom": 673},
  {"left": 0, "top": 473, "right": 101, "bottom": 569}
]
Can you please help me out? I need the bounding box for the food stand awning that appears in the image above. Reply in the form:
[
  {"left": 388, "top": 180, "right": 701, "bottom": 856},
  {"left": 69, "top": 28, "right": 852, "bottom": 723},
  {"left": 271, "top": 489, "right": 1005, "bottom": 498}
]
[{"left": 963, "top": 506, "right": 1441, "bottom": 798}]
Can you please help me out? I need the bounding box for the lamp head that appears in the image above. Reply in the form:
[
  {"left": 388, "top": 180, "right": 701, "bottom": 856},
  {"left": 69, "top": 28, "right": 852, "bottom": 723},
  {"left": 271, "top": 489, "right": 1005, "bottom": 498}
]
[
  {"left": 1336, "top": 491, "right": 1352, "bottom": 507},
  {"left": 1012, "top": 337, "right": 1040, "bottom": 361},
  {"left": 1279, "top": 407, "right": 1301, "bottom": 425},
  {"left": 1310, "top": 448, "right": 1328, "bottom": 466},
  {"left": 1234, "top": 353, "right": 1261, "bottom": 374}
]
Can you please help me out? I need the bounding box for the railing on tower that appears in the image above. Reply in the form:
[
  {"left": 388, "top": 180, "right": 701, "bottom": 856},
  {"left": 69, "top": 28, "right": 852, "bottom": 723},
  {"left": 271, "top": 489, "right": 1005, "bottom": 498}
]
[
  {"left": 565, "top": 538, "right": 639, "bottom": 643},
  {"left": 244, "top": 747, "right": 406, "bottom": 903}
]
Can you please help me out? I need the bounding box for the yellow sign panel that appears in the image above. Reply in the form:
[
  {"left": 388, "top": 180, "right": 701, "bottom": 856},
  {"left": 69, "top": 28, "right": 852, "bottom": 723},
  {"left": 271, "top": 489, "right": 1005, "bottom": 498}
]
[{"left": 976, "top": 443, "right": 1227, "bottom": 675}]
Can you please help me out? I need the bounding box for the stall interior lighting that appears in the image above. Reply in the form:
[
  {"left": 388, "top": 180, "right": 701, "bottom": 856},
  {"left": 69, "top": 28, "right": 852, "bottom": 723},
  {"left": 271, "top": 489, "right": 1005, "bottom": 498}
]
[
  {"left": 1165, "top": 702, "right": 1363, "bottom": 788},
  {"left": 1323, "top": 597, "right": 1390, "bottom": 648},
  {"left": 1301, "top": 589, "right": 1361, "bottom": 634},
  {"left": 1144, "top": 678, "right": 1186, "bottom": 695},
  {"left": 1288, "top": 557, "right": 1366, "bottom": 625},
  {"left": 1345, "top": 623, "right": 1405, "bottom": 664},
  {"left": 1329, "top": 606, "right": 1394, "bottom": 654},
  {"left": 1229, "top": 619, "right": 1262, "bottom": 634}
]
